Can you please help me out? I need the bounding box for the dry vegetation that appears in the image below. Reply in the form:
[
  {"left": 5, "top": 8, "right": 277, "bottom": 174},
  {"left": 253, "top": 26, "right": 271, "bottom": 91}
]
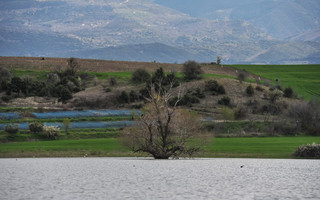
[{"left": 0, "top": 56, "right": 181, "bottom": 73}]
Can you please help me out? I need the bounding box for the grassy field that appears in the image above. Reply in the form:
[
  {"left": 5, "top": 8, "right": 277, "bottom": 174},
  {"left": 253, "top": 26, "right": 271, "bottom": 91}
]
[
  {"left": 231, "top": 64, "right": 320, "bottom": 100},
  {"left": 0, "top": 136, "right": 319, "bottom": 158}
]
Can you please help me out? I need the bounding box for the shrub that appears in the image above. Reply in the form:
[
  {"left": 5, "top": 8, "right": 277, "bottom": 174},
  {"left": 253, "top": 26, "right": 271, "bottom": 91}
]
[
  {"left": 269, "top": 121, "right": 297, "bottom": 136},
  {"left": 43, "top": 125, "right": 60, "bottom": 139},
  {"left": 180, "top": 93, "right": 200, "bottom": 107},
  {"left": 117, "top": 91, "right": 129, "bottom": 104},
  {"left": 1, "top": 96, "right": 10, "bottom": 103},
  {"left": 104, "top": 88, "right": 112, "bottom": 92},
  {"left": 169, "top": 93, "right": 200, "bottom": 107},
  {"left": 246, "top": 99, "right": 259, "bottom": 106},
  {"left": 151, "top": 67, "right": 166, "bottom": 84},
  {"left": 5, "top": 124, "right": 19, "bottom": 134},
  {"left": 29, "top": 122, "right": 43, "bottom": 133},
  {"left": 131, "top": 69, "right": 151, "bottom": 83},
  {"left": 205, "top": 80, "right": 226, "bottom": 95},
  {"left": 246, "top": 85, "right": 254, "bottom": 96},
  {"left": 129, "top": 90, "right": 140, "bottom": 102},
  {"left": 165, "top": 72, "right": 179, "bottom": 87},
  {"left": 218, "top": 96, "right": 231, "bottom": 106},
  {"left": 31, "top": 81, "right": 48, "bottom": 96},
  {"left": 182, "top": 60, "right": 203, "bottom": 80},
  {"left": 109, "top": 77, "right": 117, "bottom": 86},
  {"left": 294, "top": 143, "right": 320, "bottom": 158},
  {"left": 59, "top": 86, "right": 73, "bottom": 102},
  {"left": 283, "top": 87, "right": 294, "bottom": 98},
  {"left": 261, "top": 104, "right": 282, "bottom": 115},
  {"left": 217, "top": 85, "right": 226, "bottom": 95},
  {"left": 289, "top": 100, "right": 320, "bottom": 135},
  {"left": 269, "top": 89, "right": 283, "bottom": 103},
  {"left": 234, "top": 107, "right": 247, "bottom": 119},
  {"left": 255, "top": 85, "right": 264, "bottom": 92},
  {"left": 205, "top": 80, "right": 219, "bottom": 91},
  {"left": 10, "top": 76, "right": 26, "bottom": 95},
  {"left": 192, "top": 88, "right": 205, "bottom": 99},
  {"left": 237, "top": 72, "right": 247, "bottom": 83},
  {"left": 221, "top": 107, "right": 235, "bottom": 120},
  {"left": 63, "top": 118, "right": 71, "bottom": 135}
]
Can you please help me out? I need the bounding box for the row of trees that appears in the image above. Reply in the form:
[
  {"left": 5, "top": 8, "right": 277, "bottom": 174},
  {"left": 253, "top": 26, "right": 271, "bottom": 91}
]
[{"left": 0, "top": 58, "right": 84, "bottom": 102}]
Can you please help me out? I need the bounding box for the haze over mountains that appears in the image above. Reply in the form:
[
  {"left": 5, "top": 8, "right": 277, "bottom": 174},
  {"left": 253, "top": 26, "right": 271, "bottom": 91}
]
[{"left": 1, "top": 0, "right": 319, "bottom": 64}]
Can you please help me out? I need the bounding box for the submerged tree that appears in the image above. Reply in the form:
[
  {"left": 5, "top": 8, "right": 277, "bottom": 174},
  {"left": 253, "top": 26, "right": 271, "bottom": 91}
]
[{"left": 123, "top": 84, "right": 205, "bottom": 159}]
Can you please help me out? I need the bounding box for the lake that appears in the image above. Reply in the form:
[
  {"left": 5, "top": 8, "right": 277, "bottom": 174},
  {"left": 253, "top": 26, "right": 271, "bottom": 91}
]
[{"left": 0, "top": 158, "right": 319, "bottom": 199}]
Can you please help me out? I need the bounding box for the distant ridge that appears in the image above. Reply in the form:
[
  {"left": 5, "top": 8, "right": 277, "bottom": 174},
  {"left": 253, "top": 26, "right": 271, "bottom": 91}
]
[{"left": 0, "top": 0, "right": 319, "bottom": 64}]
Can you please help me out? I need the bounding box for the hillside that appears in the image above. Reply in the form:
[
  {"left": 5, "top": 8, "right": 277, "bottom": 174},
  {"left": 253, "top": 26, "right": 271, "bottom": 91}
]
[
  {"left": 1, "top": 57, "right": 320, "bottom": 158},
  {"left": 0, "top": 57, "right": 309, "bottom": 118}
]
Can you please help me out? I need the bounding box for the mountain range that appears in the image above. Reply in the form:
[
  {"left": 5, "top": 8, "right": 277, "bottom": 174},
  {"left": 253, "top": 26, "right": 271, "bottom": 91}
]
[{"left": 0, "top": 0, "right": 319, "bottom": 64}]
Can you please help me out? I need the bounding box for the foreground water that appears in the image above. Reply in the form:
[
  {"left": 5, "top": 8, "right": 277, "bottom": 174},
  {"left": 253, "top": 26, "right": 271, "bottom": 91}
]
[{"left": 0, "top": 158, "right": 319, "bottom": 200}]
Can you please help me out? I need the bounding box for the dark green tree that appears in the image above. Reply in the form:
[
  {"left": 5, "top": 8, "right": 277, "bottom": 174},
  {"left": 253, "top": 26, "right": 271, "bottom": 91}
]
[
  {"left": 132, "top": 69, "right": 151, "bottom": 83},
  {"left": 182, "top": 60, "right": 203, "bottom": 80}
]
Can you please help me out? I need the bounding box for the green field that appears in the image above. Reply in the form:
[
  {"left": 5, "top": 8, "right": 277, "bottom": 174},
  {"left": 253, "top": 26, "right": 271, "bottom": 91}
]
[
  {"left": 232, "top": 64, "right": 320, "bottom": 100},
  {"left": 1, "top": 136, "right": 319, "bottom": 158}
]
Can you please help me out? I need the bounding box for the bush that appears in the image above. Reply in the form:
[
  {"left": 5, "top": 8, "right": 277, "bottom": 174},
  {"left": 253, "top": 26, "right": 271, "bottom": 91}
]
[
  {"left": 109, "top": 77, "right": 117, "bottom": 86},
  {"left": 289, "top": 100, "right": 320, "bottom": 135},
  {"left": 283, "top": 87, "right": 294, "bottom": 98},
  {"left": 29, "top": 122, "right": 43, "bottom": 133},
  {"left": 129, "top": 90, "right": 140, "bottom": 102},
  {"left": 180, "top": 93, "right": 200, "bottom": 107},
  {"left": 269, "top": 89, "right": 283, "bottom": 103},
  {"left": 52, "top": 85, "right": 73, "bottom": 102},
  {"left": 192, "top": 88, "right": 205, "bottom": 99},
  {"left": 221, "top": 107, "right": 235, "bottom": 120},
  {"left": 10, "top": 76, "right": 26, "bottom": 95},
  {"left": 182, "top": 60, "right": 203, "bottom": 80},
  {"left": 218, "top": 96, "right": 231, "bottom": 106},
  {"left": 1, "top": 96, "right": 10, "bottom": 103},
  {"left": 59, "top": 86, "right": 73, "bottom": 102},
  {"left": 63, "top": 118, "right": 71, "bottom": 135},
  {"left": 169, "top": 93, "right": 200, "bottom": 107},
  {"left": 234, "top": 107, "right": 247, "bottom": 119},
  {"left": 5, "top": 124, "right": 19, "bottom": 134},
  {"left": 205, "top": 80, "right": 226, "bottom": 95},
  {"left": 269, "top": 121, "right": 297, "bottom": 136},
  {"left": 151, "top": 67, "right": 166, "bottom": 84},
  {"left": 246, "top": 85, "right": 254, "bottom": 96},
  {"left": 237, "top": 72, "right": 247, "bottom": 83},
  {"left": 131, "top": 69, "right": 151, "bottom": 83},
  {"left": 255, "top": 85, "right": 264, "bottom": 92},
  {"left": 117, "top": 91, "right": 129, "bottom": 104},
  {"left": 294, "top": 143, "right": 320, "bottom": 158},
  {"left": 43, "top": 125, "right": 60, "bottom": 139},
  {"left": 261, "top": 104, "right": 282, "bottom": 115},
  {"left": 165, "top": 72, "right": 179, "bottom": 87}
]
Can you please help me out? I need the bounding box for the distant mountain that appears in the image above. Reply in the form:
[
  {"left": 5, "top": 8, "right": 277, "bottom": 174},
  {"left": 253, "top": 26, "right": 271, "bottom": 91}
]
[
  {"left": 70, "top": 43, "right": 202, "bottom": 63},
  {"left": 152, "top": 0, "right": 320, "bottom": 41},
  {"left": 0, "top": 0, "right": 319, "bottom": 64}
]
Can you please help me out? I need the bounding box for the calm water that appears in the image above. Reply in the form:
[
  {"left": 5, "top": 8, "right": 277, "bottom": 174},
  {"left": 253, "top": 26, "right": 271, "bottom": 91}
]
[{"left": 0, "top": 158, "right": 319, "bottom": 200}]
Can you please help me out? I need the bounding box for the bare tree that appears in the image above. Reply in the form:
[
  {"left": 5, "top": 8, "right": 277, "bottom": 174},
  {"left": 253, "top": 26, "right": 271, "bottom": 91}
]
[{"left": 123, "top": 84, "right": 205, "bottom": 159}]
